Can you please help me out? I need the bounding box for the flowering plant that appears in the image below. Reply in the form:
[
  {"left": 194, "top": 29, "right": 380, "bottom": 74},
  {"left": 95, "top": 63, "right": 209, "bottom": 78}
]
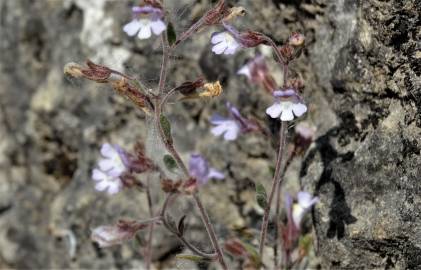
[{"left": 64, "top": 0, "right": 318, "bottom": 269}]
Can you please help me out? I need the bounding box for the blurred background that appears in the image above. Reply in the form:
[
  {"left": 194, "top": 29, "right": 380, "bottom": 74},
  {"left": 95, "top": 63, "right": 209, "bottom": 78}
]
[{"left": 0, "top": 0, "right": 420, "bottom": 269}]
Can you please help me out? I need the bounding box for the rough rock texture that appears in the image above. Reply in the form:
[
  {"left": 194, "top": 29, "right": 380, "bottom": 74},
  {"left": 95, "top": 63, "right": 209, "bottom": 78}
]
[{"left": 0, "top": 0, "right": 419, "bottom": 269}]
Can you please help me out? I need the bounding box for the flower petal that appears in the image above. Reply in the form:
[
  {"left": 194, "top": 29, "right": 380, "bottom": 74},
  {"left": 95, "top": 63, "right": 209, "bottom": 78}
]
[
  {"left": 223, "top": 124, "right": 240, "bottom": 141},
  {"left": 138, "top": 22, "right": 152, "bottom": 39},
  {"left": 210, "top": 114, "right": 228, "bottom": 125},
  {"left": 211, "top": 32, "right": 226, "bottom": 44},
  {"left": 292, "top": 103, "right": 307, "bottom": 117},
  {"left": 98, "top": 159, "right": 114, "bottom": 172},
  {"left": 223, "top": 42, "right": 240, "bottom": 55},
  {"left": 106, "top": 180, "right": 122, "bottom": 195},
  {"left": 266, "top": 103, "right": 282, "bottom": 118},
  {"left": 212, "top": 42, "right": 227, "bottom": 54},
  {"left": 297, "top": 191, "right": 318, "bottom": 208},
  {"left": 208, "top": 168, "right": 225, "bottom": 180},
  {"left": 280, "top": 109, "right": 294, "bottom": 121},
  {"left": 211, "top": 124, "right": 229, "bottom": 137},
  {"left": 237, "top": 65, "right": 251, "bottom": 79},
  {"left": 123, "top": 20, "right": 141, "bottom": 36},
  {"left": 101, "top": 143, "right": 116, "bottom": 158},
  {"left": 92, "top": 168, "right": 106, "bottom": 182},
  {"left": 150, "top": 19, "right": 166, "bottom": 35},
  {"left": 95, "top": 180, "right": 109, "bottom": 192}
]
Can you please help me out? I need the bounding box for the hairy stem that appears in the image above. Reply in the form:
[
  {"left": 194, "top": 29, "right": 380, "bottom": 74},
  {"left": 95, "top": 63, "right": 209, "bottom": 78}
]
[
  {"left": 258, "top": 121, "right": 288, "bottom": 256},
  {"left": 193, "top": 193, "right": 228, "bottom": 270},
  {"left": 155, "top": 28, "right": 226, "bottom": 269},
  {"left": 145, "top": 177, "right": 154, "bottom": 270},
  {"left": 158, "top": 33, "right": 170, "bottom": 95},
  {"left": 160, "top": 194, "right": 217, "bottom": 259}
]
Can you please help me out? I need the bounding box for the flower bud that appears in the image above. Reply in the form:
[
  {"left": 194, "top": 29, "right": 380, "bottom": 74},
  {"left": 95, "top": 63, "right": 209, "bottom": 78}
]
[
  {"left": 288, "top": 32, "right": 305, "bottom": 47},
  {"left": 175, "top": 77, "right": 205, "bottom": 96},
  {"left": 91, "top": 220, "right": 148, "bottom": 248}
]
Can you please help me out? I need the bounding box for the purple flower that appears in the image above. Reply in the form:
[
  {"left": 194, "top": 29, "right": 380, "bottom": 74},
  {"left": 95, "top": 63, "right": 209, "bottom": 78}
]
[
  {"left": 92, "top": 169, "right": 123, "bottom": 195},
  {"left": 123, "top": 6, "right": 166, "bottom": 40},
  {"left": 210, "top": 23, "right": 267, "bottom": 55},
  {"left": 98, "top": 143, "right": 128, "bottom": 177},
  {"left": 210, "top": 102, "right": 259, "bottom": 141},
  {"left": 188, "top": 154, "right": 224, "bottom": 185},
  {"left": 91, "top": 143, "right": 129, "bottom": 195},
  {"left": 286, "top": 191, "right": 319, "bottom": 229},
  {"left": 266, "top": 89, "right": 307, "bottom": 121},
  {"left": 237, "top": 55, "right": 269, "bottom": 83},
  {"left": 211, "top": 31, "right": 241, "bottom": 55}
]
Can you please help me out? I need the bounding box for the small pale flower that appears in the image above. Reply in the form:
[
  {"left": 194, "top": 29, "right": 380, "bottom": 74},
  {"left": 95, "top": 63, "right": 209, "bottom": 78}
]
[
  {"left": 123, "top": 6, "right": 166, "bottom": 40},
  {"left": 210, "top": 115, "right": 241, "bottom": 141},
  {"left": 211, "top": 31, "right": 241, "bottom": 55},
  {"left": 291, "top": 191, "right": 319, "bottom": 228},
  {"left": 92, "top": 168, "right": 123, "bottom": 195},
  {"left": 98, "top": 143, "right": 128, "bottom": 177},
  {"left": 210, "top": 102, "right": 259, "bottom": 141},
  {"left": 266, "top": 89, "right": 307, "bottom": 121},
  {"left": 91, "top": 220, "right": 148, "bottom": 248},
  {"left": 189, "top": 154, "right": 224, "bottom": 185},
  {"left": 237, "top": 55, "right": 277, "bottom": 92}
]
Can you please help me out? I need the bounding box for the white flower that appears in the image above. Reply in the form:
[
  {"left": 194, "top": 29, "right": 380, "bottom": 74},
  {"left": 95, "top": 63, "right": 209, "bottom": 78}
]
[
  {"left": 266, "top": 100, "right": 307, "bottom": 121},
  {"left": 92, "top": 168, "right": 123, "bottom": 195},
  {"left": 123, "top": 18, "right": 166, "bottom": 40},
  {"left": 211, "top": 32, "right": 241, "bottom": 55},
  {"left": 291, "top": 191, "right": 319, "bottom": 228},
  {"left": 98, "top": 143, "right": 127, "bottom": 177},
  {"left": 210, "top": 115, "right": 241, "bottom": 141}
]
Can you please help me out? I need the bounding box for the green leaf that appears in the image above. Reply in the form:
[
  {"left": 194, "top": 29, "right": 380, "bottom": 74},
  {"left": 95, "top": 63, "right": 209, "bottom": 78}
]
[
  {"left": 167, "top": 22, "right": 177, "bottom": 46},
  {"left": 163, "top": 154, "right": 178, "bottom": 172},
  {"left": 176, "top": 254, "right": 211, "bottom": 263},
  {"left": 160, "top": 115, "right": 173, "bottom": 144},
  {"left": 255, "top": 183, "right": 267, "bottom": 209}
]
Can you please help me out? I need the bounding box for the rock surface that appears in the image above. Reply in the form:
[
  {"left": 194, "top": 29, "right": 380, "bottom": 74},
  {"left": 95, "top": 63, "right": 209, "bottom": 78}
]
[{"left": 0, "top": 0, "right": 419, "bottom": 269}]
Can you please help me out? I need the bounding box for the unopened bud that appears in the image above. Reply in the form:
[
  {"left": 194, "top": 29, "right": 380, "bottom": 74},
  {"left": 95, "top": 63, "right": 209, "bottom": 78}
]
[
  {"left": 175, "top": 77, "right": 205, "bottom": 96},
  {"left": 91, "top": 220, "right": 147, "bottom": 248},
  {"left": 238, "top": 31, "right": 267, "bottom": 48},
  {"left": 288, "top": 32, "right": 305, "bottom": 47},
  {"left": 64, "top": 62, "right": 84, "bottom": 78}
]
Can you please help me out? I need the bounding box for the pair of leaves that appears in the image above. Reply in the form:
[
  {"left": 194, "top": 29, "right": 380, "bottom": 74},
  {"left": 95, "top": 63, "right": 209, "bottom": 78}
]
[{"left": 255, "top": 183, "right": 267, "bottom": 209}]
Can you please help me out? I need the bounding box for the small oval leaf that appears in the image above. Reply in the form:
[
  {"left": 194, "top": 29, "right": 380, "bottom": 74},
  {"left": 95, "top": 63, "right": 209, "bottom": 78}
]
[
  {"left": 160, "top": 115, "right": 173, "bottom": 144},
  {"left": 255, "top": 183, "right": 267, "bottom": 209},
  {"left": 163, "top": 154, "right": 178, "bottom": 172},
  {"left": 167, "top": 22, "right": 177, "bottom": 46}
]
